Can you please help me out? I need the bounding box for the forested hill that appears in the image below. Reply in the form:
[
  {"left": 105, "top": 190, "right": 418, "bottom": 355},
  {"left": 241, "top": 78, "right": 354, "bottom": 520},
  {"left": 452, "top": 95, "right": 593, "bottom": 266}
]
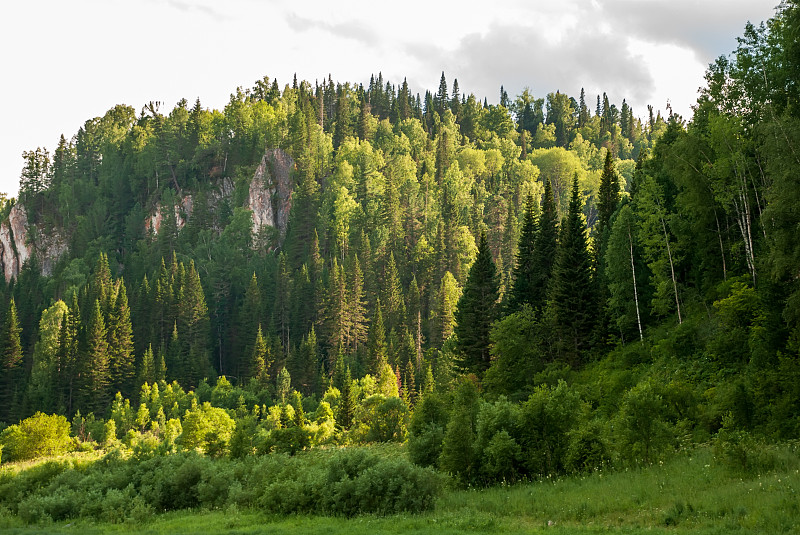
[{"left": 0, "top": 1, "right": 799, "bottom": 445}]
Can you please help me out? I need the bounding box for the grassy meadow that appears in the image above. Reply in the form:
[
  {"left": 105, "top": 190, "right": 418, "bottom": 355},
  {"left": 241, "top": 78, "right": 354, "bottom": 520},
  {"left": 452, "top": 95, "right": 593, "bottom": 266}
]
[{"left": 0, "top": 445, "right": 797, "bottom": 534}]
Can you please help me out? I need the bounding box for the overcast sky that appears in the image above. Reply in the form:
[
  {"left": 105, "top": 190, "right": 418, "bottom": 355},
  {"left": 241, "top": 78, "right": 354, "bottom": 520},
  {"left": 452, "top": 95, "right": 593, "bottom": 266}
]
[{"left": 0, "top": 0, "right": 779, "bottom": 198}]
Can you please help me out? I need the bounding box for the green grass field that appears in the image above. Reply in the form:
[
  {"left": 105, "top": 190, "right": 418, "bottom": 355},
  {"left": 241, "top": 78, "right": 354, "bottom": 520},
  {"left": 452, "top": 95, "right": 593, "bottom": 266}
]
[{"left": 0, "top": 446, "right": 797, "bottom": 534}]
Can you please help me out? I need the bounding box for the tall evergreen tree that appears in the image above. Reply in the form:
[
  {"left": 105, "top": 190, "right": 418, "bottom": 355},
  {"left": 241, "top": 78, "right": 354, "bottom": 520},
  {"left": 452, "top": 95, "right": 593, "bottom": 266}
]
[
  {"left": 108, "top": 280, "right": 135, "bottom": 398},
  {"left": 83, "top": 299, "right": 111, "bottom": 415},
  {"left": 0, "top": 298, "right": 23, "bottom": 422},
  {"left": 547, "top": 174, "right": 596, "bottom": 364},
  {"left": 454, "top": 233, "right": 499, "bottom": 377},
  {"left": 529, "top": 179, "right": 559, "bottom": 310},
  {"left": 507, "top": 195, "right": 539, "bottom": 312}
]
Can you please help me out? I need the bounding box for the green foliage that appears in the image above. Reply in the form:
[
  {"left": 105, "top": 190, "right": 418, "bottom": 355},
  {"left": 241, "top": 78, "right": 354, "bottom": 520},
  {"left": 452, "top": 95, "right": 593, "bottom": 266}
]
[
  {"left": 615, "top": 380, "right": 676, "bottom": 465},
  {"left": 180, "top": 402, "right": 236, "bottom": 456},
  {"left": 353, "top": 395, "right": 410, "bottom": 443},
  {"left": 0, "top": 413, "right": 71, "bottom": 462},
  {"left": 484, "top": 305, "right": 544, "bottom": 399},
  {"left": 454, "top": 234, "right": 499, "bottom": 377}
]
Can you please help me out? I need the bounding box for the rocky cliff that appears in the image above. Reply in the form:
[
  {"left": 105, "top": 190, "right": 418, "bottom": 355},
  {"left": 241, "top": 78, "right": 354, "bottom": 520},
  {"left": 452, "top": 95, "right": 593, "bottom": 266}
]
[
  {"left": 147, "top": 148, "right": 294, "bottom": 244},
  {"left": 0, "top": 205, "right": 67, "bottom": 282},
  {"left": 248, "top": 148, "right": 293, "bottom": 241},
  {"left": 0, "top": 149, "right": 294, "bottom": 282}
]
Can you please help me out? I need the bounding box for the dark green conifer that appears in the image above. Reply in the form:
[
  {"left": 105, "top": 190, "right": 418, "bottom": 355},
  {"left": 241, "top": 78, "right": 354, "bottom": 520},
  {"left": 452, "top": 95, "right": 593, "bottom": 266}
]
[
  {"left": 454, "top": 233, "right": 499, "bottom": 377},
  {"left": 0, "top": 298, "right": 23, "bottom": 422},
  {"left": 507, "top": 195, "right": 539, "bottom": 312},
  {"left": 547, "top": 174, "right": 596, "bottom": 364}
]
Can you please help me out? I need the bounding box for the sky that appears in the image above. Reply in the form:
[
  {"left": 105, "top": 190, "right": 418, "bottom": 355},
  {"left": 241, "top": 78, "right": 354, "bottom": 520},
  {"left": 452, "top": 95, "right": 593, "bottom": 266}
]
[{"left": 0, "top": 0, "right": 780, "bottom": 199}]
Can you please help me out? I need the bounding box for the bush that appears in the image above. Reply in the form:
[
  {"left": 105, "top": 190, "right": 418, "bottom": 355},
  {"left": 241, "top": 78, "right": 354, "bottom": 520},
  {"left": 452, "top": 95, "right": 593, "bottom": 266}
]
[
  {"left": 180, "top": 403, "right": 236, "bottom": 455},
  {"left": 615, "top": 380, "right": 675, "bottom": 465},
  {"left": 0, "top": 413, "right": 72, "bottom": 462},
  {"left": 565, "top": 420, "right": 610, "bottom": 473},
  {"left": 519, "top": 380, "right": 583, "bottom": 476},
  {"left": 355, "top": 396, "right": 410, "bottom": 443}
]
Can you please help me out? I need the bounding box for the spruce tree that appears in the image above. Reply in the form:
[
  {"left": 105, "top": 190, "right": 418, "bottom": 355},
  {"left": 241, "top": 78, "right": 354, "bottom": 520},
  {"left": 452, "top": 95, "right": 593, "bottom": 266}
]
[
  {"left": 596, "top": 150, "right": 621, "bottom": 238},
  {"left": 0, "top": 298, "right": 23, "bottom": 422},
  {"left": 108, "top": 280, "right": 135, "bottom": 398},
  {"left": 530, "top": 179, "right": 559, "bottom": 309},
  {"left": 237, "top": 273, "right": 261, "bottom": 377},
  {"left": 454, "top": 233, "right": 499, "bottom": 377},
  {"left": 138, "top": 344, "right": 156, "bottom": 387},
  {"left": 547, "top": 174, "right": 596, "bottom": 364},
  {"left": 84, "top": 299, "right": 111, "bottom": 415},
  {"left": 507, "top": 195, "right": 539, "bottom": 312},
  {"left": 251, "top": 324, "right": 271, "bottom": 385}
]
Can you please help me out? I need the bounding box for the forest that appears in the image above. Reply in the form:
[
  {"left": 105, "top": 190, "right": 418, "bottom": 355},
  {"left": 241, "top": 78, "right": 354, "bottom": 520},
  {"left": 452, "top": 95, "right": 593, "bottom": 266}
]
[{"left": 0, "top": 2, "right": 799, "bottom": 531}]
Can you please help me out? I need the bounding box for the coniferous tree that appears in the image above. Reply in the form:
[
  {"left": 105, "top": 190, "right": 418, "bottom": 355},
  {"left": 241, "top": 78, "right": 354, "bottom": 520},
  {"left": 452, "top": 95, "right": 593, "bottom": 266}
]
[
  {"left": 108, "top": 280, "right": 135, "bottom": 398},
  {"left": 529, "top": 179, "right": 559, "bottom": 310},
  {"left": 181, "top": 260, "right": 211, "bottom": 386},
  {"left": 547, "top": 174, "right": 596, "bottom": 364},
  {"left": 347, "top": 255, "right": 368, "bottom": 354},
  {"left": 138, "top": 344, "right": 156, "bottom": 387},
  {"left": 58, "top": 293, "right": 81, "bottom": 415},
  {"left": 0, "top": 298, "right": 23, "bottom": 422},
  {"left": 593, "top": 150, "right": 621, "bottom": 346},
  {"left": 251, "top": 324, "right": 270, "bottom": 385},
  {"left": 507, "top": 195, "right": 539, "bottom": 312},
  {"left": 83, "top": 299, "right": 110, "bottom": 415},
  {"left": 454, "top": 233, "right": 499, "bottom": 377},
  {"left": 596, "top": 150, "right": 621, "bottom": 238}
]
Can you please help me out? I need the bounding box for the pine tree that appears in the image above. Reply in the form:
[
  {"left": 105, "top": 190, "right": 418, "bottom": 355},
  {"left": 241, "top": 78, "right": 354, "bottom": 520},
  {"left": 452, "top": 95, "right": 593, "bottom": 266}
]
[
  {"left": 108, "top": 280, "right": 135, "bottom": 398},
  {"left": 251, "top": 324, "right": 270, "bottom": 384},
  {"left": 0, "top": 298, "right": 23, "bottom": 422},
  {"left": 507, "top": 195, "right": 539, "bottom": 312},
  {"left": 529, "top": 179, "right": 559, "bottom": 310},
  {"left": 547, "top": 174, "right": 596, "bottom": 364},
  {"left": 138, "top": 344, "right": 156, "bottom": 387},
  {"left": 454, "top": 233, "right": 499, "bottom": 377},
  {"left": 84, "top": 299, "right": 111, "bottom": 415}
]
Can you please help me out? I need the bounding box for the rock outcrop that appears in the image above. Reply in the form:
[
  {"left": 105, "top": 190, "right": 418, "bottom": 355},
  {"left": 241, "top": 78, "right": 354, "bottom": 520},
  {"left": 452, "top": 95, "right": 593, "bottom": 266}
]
[
  {"left": 248, "top": 148, "right": 294, "bottom": 242},
  {"left": 145, "top": 195, "right": 194, "bottom": 235},
  {"left": 0, "top": 205, "right": 67, "bottom": 282},
  {"left": 145, "top": 148, "right": 294, "bottom": 246}
]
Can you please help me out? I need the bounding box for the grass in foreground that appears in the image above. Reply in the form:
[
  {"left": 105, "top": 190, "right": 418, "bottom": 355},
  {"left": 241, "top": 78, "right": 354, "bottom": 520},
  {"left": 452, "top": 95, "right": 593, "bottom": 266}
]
[{"left": 0, "top": 446, "right": 797, "bottom": 534}]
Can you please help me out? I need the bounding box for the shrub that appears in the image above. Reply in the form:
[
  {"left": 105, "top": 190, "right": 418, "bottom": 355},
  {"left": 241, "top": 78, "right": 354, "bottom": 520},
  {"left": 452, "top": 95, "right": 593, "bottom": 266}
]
[
  {"left": 0, "top": 413, "right": 72, "bottom": 462},
  {"left": 519, "top": 380, "right": 583, "bottom": 476},
  {"left": 615, "top": 380, "right": 675, "bottom": 465},
  {"left": 565, "top": 420, "right": 610, "bottom": 473},
  {"left": 355, "top": 395, "right": 410, "bottom": 443},
  {"left": 180, "top": 402, "right": 236, "bottom": 455}
]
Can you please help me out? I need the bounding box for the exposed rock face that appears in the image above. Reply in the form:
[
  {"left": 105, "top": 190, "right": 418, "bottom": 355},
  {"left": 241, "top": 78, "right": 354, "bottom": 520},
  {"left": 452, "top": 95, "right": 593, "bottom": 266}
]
[
  {"left": 248, "top": 148, "right": 294, "bottom": 242},
  {"left": 0, "top": 205, "right": 67, "bottom": 282},
  {"left": 146, "top": 195, "right": 193, "bottom": 235},
  {"left": 145, "top": 149, "right": 294, "bottom": 246}
]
